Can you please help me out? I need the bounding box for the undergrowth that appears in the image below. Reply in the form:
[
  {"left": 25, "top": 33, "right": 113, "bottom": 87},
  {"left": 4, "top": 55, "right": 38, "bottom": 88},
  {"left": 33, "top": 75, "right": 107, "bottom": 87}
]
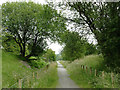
[
  {"left": 60, "top": 55, "right": 120, "bottom": 88},
  {"left": 2, "top": 51, "right": 58, "bottom": 88}
]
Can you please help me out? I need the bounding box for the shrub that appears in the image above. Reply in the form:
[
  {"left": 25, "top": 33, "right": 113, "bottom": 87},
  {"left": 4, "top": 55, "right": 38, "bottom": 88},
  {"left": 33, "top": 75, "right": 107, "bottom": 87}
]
[{"left": 30, "top": 60, "right": 48, "bottom": 69}]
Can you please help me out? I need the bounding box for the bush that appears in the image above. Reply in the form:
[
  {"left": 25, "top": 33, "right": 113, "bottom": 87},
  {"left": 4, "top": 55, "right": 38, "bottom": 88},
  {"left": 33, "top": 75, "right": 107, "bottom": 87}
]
[{"left": 30, "top": 60, "right": 48, "bottom": 69}]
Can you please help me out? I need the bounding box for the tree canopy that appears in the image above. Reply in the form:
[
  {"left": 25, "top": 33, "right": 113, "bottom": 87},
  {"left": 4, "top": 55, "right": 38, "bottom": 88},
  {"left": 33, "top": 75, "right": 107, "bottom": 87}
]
[
  {"left": 52, "top": 2, "right": 120, "bottom": 70},
  {"left": 2, "top": 2, "right": 66, "bottom": 59},
  {"left": 61, "top": 31, "right": 97, "bottom": 61},
  {"left": 42, "top": 49, "right": 56, "bottom": 62}
]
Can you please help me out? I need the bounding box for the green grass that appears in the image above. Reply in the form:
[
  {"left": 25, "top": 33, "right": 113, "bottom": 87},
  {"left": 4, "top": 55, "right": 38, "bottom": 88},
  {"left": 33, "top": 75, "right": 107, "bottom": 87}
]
[
  {"left": 2, "top": 50, "right": 58, "bottom": 88},
  {"left": 0, "top": 50, "right": 2, "bottom": 90},
  {"left": 60, "top": 55, "right": 120, "bottom": 88}
]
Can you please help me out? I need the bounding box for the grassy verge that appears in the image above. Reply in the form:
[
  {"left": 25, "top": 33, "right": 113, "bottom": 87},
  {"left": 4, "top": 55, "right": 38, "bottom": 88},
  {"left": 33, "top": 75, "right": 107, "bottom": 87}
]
[
  {"left": 60, "top": 55, "right": 120, "bottom": 88},
  {"left": 0, "top": 50, "right": 2, "bottom": 90},
  {"left": 2, "top": 51, "right": 58, "bottom": 88}
]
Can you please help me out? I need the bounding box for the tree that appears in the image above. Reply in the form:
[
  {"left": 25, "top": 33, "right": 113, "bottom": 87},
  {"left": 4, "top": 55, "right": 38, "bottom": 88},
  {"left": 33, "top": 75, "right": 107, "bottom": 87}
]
[
  {"left": 61, "top": 31, "right": 86, "bottom": 61},
  {"left": 85, "top": 43, "right": 97, "bottom": 55},
  {"left": 54, "top": 2, "right": 120, "bottom": 70},
  {"left": 42, "top": 49, "right": 56, "bottom": 62},
  {"left": 2, "top": 2, "right": 66, "bottom": 59}
]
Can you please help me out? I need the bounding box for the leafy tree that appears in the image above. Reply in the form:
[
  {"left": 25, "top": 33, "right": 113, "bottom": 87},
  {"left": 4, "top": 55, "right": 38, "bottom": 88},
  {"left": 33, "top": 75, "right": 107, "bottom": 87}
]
[
  {"left": 2, "top": 2, "right": 66, "bottom": 59},
  {"left": 61, "top": 31, "right": 86, "bottom": 61},
  {"left": 54, "top": 2, "right": 120, "bottom": 70},
  {"left": 85, "top": 43, "right": 97, "bottom": 55},
  {"left": 42, "top": 49, "right": 56, "bottom": 62}
]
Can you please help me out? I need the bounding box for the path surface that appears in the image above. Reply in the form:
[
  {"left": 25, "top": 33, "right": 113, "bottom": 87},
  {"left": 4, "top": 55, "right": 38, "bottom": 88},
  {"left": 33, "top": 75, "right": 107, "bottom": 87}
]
[{"left": 56, "top": 61, "right": 79, "bottom": 88}]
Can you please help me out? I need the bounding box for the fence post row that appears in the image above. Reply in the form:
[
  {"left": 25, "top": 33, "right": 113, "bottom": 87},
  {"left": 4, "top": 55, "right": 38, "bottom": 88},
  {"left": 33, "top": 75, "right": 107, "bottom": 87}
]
[{"left": 80, "top": 64, "right": 117, "bottom": 88}]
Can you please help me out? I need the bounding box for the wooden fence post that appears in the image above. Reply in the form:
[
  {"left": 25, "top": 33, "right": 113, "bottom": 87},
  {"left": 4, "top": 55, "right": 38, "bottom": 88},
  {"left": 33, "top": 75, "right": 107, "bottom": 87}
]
[
  {"left": 83, "top": 65, "right": 84, "bottom": 70},
  {"left": 37, "top": 71, "right": 38, "bottom": 79},
  {"left": 95, "top": 69, "right": 97, "bottom": 76},
  {"left": 47, "top": 64, "right": 49, "bottom": 69},
  {"left": 90, "top": 67, "right": 92, "bottom": 75},
  {"left": 102, "top": 71, "right": 104, "bottom": 78},
  {"left": 81, "top": 65, "right": 82, "bottom": 69},
  {"left": 33, "top": 72, "right": 35, "bottom": 79},
  {"left": 27, "top": 77, "right": 29, "bottom": 87},
  {"left": 111, "top": 72, "right": 114, "bottom": 87},
  {"left": 19, "top": 79, "right": 22, "bottom": 88},
  {"left": 86, "top": 66, "right": 87, "bottom": 72}
]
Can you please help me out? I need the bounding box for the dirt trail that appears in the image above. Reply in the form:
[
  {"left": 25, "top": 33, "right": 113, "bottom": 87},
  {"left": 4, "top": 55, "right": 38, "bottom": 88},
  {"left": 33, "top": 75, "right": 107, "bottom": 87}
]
[{"left": 56, "top": 61, "right": 79, "bottom": 88}]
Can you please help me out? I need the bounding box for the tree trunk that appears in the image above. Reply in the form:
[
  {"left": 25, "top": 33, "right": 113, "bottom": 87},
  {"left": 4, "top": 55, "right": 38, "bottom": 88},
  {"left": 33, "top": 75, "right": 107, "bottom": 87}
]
[
  {"left": 25, "top": 54, "right": 33, "bottom": 60},
  {"left": 22, "top": 43, "right": 26, "bottom": 57}
]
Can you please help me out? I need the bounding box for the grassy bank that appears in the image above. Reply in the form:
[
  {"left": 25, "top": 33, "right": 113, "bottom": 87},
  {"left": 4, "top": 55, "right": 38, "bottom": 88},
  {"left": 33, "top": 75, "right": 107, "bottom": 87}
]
[
  {"left": 0, "top": 50, "right": 2, "bottom": 90},
  {"left": 2, "top": 51, "right": 58, "bottom": 88},
  {"left": 60, "top": 55, "right": 120, "bottom": 88}
]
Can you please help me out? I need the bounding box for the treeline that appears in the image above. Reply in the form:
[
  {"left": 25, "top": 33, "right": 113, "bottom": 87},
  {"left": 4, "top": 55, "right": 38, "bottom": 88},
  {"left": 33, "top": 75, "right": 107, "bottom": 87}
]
[{"left": 60, "top": 31, "right": 98, "bottom": 61}]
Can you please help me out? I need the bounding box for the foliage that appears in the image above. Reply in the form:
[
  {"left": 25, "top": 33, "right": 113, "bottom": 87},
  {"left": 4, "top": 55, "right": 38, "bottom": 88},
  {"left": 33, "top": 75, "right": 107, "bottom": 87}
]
[
  {"left": 2, "top": 32, "right": 20, "bottom": 54},
  {"left": 60, "top": 55, "right": 120, "bottom": 88},
  {"left": 29, "top": 59, "right": 48, "bottom": 69},
  {"left": 42, "top": 49, "right": 56, "bottom": 62},
  {"left": 61, "top": 31, "right": 86, "bottom": 61},
  {"left": 60, "top": 31, "right": 97, "bottom": 61},
  {"left": 2, "top": 2, "right": 66, "bottom": 58},
  {"left": 56, "top": 2, "right": 120, "bottom": 70},
  {"left": 2, "top": 50, "right": 58, "bottom": 88},
  {"left": 85, "top": 43, "right": 97, "bottom": 55}
]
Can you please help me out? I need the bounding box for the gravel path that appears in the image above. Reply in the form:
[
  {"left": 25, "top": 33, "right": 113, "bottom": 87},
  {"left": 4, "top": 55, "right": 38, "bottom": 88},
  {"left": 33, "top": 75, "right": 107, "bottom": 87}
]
[{"left": 56, "top": 61, "right": 79, "bottom": 88}]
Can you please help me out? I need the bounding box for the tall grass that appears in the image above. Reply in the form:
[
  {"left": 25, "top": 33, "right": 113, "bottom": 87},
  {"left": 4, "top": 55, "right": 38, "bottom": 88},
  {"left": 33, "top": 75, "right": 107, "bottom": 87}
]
[
  {"left": 0, "top": 50, "right": 2, "bottom": 90},
  {"left": 60, "top": 55, "right": 120, "bottom": 88},
  {"left": 2, "top": 51, "right": 58, "bottom": 88}
]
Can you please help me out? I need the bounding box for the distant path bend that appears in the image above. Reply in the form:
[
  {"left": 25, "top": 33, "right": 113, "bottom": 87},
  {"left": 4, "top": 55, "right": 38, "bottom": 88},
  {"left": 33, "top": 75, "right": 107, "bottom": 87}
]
[{"left": 56, "top": 61, "right": 79, "bottom": 88}]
